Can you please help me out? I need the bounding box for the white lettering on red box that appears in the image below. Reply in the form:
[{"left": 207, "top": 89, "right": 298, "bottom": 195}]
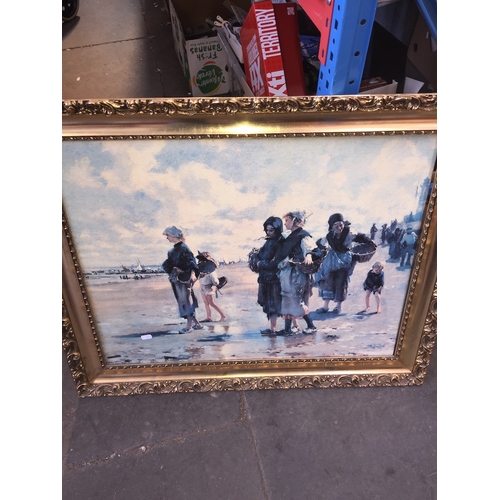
[
  {"left": 255, "top": 8, "right": 281, "bottom": 60},
  {"left": 266, "top": 70, "right": 286, "bottom": 96},
  {"left": 247, "top": 35, "right": 264, "bottom": 94}
]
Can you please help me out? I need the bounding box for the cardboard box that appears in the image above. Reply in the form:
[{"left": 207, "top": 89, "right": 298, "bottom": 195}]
[
  {"left": 359, "top": 77, "right": 398, "bottom": 94},
  {"left": 240, "top": 1, "right": 305, "bottom": 97},
  {"left": 217, "top": 28, "right": 254, "bottom": 96},
  {"left": 168, "top": 0, "right": 250, "bottom": 96},
  {"left": 406, "top": 13, "right": 437, "bottom": 91}
]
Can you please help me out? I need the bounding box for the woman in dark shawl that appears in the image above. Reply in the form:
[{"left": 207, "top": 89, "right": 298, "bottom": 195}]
[
  {"left": 161, "top": 226, "right": 203, "bottom": 333},
  {"left": 254, "top": 216, "right": 285, "bottom": 334},
  {"left": 315, "top": 213, "right": 373, "bottom": 314},
  {"left": 271, "top": 211, "right": 323, "bottom": 335}
]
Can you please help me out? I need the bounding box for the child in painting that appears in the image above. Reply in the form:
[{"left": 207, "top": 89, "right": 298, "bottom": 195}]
[
  {"left": 363, "top": 261, "right": 384, "bottom": 313},
  {"left": 196, "top": 251, "right": 227, "bottom": 323}
]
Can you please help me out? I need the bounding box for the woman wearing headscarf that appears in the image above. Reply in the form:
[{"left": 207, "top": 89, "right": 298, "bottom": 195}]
[
  {"left": 161, "top": 226, "right": 203, "bottom": 333},
  {"left": 315, "top": 213, "right": 373, "bottom": 314},
  {"left": 271, "top": 210, "right": 323, "bottom": 335},
  {"left": 253, "top": 216, "right": 285, "bottom": 334}
]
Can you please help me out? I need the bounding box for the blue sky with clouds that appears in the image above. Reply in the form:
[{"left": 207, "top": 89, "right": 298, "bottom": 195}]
[{"left": 62, "top": 134, "right": 436, "bottom": 269}]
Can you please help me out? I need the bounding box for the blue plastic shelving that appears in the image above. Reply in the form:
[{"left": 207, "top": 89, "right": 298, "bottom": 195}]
[
  {"left": 315, "top": 0, "right": 378, "bottom": 95},
  {"left": 298, "top": 0, "right": 436, "bottom": 95}
]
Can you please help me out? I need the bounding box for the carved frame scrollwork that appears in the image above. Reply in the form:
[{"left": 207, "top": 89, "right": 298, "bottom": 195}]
[{"left": 62, "top": 95, "right": 437, "bottom": 117}]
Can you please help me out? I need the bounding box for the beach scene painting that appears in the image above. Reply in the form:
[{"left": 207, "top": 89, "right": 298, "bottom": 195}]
[{"left": 62, "top": 133, "right": 437, "bottom": 365}]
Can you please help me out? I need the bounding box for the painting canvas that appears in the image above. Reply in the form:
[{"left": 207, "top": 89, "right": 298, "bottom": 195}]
[{"left": 62, "top": 132, "right": 436, "bottom": 367}]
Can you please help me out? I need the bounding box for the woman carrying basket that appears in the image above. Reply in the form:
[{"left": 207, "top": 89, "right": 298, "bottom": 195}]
[
  {"left": 271, "top": 211, "right": 323, "bottom": 335},
  {"left": 315, "top": 213, "right": 374, "bottom": 315},
  {"left": 252, "top": 216, "right": 285, "bottom": 335},
  {"left": 161, "top": 226, "right": 203, "bottom": 333}
]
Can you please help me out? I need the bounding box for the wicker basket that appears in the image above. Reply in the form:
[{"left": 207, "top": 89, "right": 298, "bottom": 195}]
[
  {"left": 198, "top": 260, "right": 217, "bottom": 274},
  {"left": 293, "top": 258, "right": 325, "bottom": 274},
  {"left": 248, "top": 248, "right": 260, "bottom": 273},
  {"left": 351, "top": 241, "right": 377, "bottom": 263}
]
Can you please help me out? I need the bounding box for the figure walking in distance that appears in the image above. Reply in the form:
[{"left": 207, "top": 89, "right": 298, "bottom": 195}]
[
  {"left": 399, "top": 227, "right": 418, "bottom": 267},
  {"left": 161, "top": 226, "right": 203, "bottom": 333},
  {"left": 387, "top": 227, "right": 402, "bottom": 261},
  {"left": 381, "top": 223, "right": 388, "bottom": 244}
]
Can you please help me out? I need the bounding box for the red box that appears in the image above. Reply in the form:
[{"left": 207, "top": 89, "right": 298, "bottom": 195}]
[
  {"left": 240, "top": 1, "right": 305, "bottom": 97},
  {"left": 273, "top": 2, "right": 306, "bottom": 96}
]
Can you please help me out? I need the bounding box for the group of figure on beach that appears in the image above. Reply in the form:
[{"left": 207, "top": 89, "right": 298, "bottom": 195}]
[
  {"left": 369, "top": 220, "right": 419, "bottom": 267},
  {"left": 161, "top": 209, "right": 395, "bottom": 335},
  {"left": 251, "top": 211, "right": 383, "bottom": 335}
]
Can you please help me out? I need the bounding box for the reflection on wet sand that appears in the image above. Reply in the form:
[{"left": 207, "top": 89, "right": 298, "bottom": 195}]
[{"left": 85, "top": 245, "right": 408, "bottom": 364}]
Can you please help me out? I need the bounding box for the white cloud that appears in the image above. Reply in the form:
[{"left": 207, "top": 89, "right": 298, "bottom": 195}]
[
  {"left": 63, "top": 134, "right": 436, "bottom": 268},
  {"left": 64, "top": 157, "right": 103, "bottom": 189}
]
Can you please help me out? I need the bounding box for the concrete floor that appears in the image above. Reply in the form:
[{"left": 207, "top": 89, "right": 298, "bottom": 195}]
[{"left": 62, "top": 2, "right": 437, "bottom": 498}]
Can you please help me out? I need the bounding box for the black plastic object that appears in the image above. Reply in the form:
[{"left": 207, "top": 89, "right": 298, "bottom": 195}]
[{"left": 62, "top": 0, "right": 79, "bottom": 22}]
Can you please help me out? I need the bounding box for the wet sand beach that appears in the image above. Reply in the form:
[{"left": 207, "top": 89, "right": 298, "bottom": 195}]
[{"left": 85, "top": 244, "right": 413, "bottom": 364}]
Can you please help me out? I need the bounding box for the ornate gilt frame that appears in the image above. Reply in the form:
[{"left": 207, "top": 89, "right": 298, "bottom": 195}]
[{"left": 62, "top": 95, "right": 437, "bottom": 397}]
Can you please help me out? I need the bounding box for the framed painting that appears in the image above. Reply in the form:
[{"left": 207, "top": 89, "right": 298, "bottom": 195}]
[{"left": 62, "top": 95, "right": 437, "bottom": 397}]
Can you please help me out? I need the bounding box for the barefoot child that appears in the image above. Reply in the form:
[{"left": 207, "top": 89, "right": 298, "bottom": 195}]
[
  {"left": 196, "top": 252, "right": 227, "bottom": 322},
  {"left": 363, "top": 261, "right": 384, "bottom": 313}
]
